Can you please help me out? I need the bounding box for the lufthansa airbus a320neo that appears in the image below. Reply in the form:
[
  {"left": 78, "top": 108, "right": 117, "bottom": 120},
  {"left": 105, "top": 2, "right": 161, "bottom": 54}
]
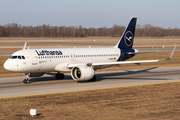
[{"left": 3, "top": 18, "right": 176, "bottom": 83}]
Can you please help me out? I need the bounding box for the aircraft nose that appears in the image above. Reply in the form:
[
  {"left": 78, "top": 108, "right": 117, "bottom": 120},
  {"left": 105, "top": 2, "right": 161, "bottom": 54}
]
[{"left": 3, "top": 60, "right": 12, "bottom": 71}]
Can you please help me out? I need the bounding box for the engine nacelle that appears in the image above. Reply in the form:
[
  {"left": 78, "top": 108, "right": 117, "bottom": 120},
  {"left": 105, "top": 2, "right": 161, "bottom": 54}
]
[
  {"left": 24, "top": 73, "right": 44, "bottom": 77},
  {"left": 71, "top": 66, "right": 94, "bottom": 81}
]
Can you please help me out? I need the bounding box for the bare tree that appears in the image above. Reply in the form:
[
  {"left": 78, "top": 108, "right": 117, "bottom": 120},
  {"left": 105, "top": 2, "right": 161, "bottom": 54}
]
[{"left": 0, "top": 23, "right": 180, "bottom": 37}]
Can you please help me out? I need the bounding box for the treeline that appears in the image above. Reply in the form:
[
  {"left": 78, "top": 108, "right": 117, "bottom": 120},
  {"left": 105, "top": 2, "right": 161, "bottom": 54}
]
[{"left": 0, "top": 23, "right": 180, "bottom": 37}]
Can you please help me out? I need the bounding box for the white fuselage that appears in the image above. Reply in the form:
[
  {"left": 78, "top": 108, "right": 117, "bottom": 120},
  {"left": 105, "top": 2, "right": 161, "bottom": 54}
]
[{"left": 4, "top": 47, "right": 120, "bottom": 73}]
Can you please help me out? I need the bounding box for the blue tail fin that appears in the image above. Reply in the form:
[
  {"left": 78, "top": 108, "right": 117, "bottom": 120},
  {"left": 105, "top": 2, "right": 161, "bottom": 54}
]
[{"left": 115, "top": 17, "right": 137, "bottom": 49}]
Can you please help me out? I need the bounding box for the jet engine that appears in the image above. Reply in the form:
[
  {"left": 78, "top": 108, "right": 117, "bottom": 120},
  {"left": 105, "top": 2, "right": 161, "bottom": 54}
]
[{"left": 71, "top": 66, "right": 94, "bottom": 81}]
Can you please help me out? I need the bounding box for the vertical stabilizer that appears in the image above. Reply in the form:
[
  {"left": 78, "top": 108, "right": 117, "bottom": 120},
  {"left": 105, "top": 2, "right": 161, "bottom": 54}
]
[{"left": 115, "top": 17, "right": 137, "bottom": 49}]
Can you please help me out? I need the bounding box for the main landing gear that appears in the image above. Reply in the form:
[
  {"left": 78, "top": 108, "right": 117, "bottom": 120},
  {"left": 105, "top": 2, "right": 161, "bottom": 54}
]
[{"left": 55, "top": 72, "right": 64, "bottom": 79}]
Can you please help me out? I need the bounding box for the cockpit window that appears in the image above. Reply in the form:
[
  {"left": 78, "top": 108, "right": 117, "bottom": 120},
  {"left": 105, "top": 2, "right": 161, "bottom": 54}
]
[
  {"left": 22, "top": 56, "right": 25, "bottom": 59},
  {"left": 12, "top": 56, "right": 17, "bottom": 59},
  {"left": 9, "top": 55, "right": 25, "bottom": 59},
  {"left": 18, "top": 56, "right": 21, "bottom": 59}
]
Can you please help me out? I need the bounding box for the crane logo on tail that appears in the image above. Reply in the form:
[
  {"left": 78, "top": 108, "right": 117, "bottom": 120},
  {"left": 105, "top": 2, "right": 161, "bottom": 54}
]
[{"left": 124, "top": 31, "right": 133, "bottom": 46}]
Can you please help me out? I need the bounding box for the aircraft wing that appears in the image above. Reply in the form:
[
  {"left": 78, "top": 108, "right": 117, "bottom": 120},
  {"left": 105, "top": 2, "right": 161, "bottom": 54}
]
[
  {"left": 127, "top": 50, "right": 160, "bottom": 55},
  {"left": 91, "top": 59, "right": 159, "bottom": 66},
  {"left": 67, "top": 46, "right": 176, "bottom": 68}
]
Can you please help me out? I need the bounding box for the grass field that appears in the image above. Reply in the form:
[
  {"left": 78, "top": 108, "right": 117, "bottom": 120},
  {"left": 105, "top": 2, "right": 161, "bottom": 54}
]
[{"left": 0, "top": 82, "right": 180, "bottom": 119}]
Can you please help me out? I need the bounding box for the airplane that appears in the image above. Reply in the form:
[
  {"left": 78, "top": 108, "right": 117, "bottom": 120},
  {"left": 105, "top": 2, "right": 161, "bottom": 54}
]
[{"left": 3, "top": 17, "right": 176, "bottom": 84}]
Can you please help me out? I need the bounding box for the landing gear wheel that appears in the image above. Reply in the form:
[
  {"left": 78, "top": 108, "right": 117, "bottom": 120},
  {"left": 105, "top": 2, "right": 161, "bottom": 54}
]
[
  {"left": 26, "top": 79, "right": 31, "bottom": 84},
  {"left": 23, "top": 79, "right": 27, "bottom": 83},
  {"left": 23, "top": 79, "right": 31, "bottom": 84},
  {"left": 60, "top": 73, "right": 64, "bottom": 79},
  {"left": 55, "top": 73, "right": 64, "bottom": 79}
]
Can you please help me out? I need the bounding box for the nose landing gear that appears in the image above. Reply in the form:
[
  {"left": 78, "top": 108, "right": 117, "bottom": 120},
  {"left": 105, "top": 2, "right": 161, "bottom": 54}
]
[
  {"left": 23, "top": 73, "right": 31, "bottom": 84},
  {"left": 23, "top": 78, "right": 31, "bottom": 84}
]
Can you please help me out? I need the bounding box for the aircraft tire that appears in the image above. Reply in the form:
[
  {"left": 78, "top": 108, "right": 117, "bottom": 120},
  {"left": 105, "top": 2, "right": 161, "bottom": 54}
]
[
  {"left": 60, "top": 73, "right": 64, "bottom": 79},
  {"left": 23, "top": 79, "right": 27, "bottom": 84},
  {"left": 26, "top": 79, "right": 31, "bottom": 84},
  {"left": 23, "top": 79, "right": 31, "bottom": 84},
  {"left": 55, "top": 73, "right": 64, "bottom": 79}
]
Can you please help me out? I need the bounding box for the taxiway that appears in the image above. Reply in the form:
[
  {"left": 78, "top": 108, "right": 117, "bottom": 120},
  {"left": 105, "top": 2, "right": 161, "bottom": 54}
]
[{"left": 0, "top": 67, "right": 180, "bottom": 98}]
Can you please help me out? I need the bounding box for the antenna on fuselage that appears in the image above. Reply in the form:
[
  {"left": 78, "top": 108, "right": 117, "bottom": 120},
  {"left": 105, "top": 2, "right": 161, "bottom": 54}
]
[{"left": 22, "top": 42, "right": 27, "bottom": 50}]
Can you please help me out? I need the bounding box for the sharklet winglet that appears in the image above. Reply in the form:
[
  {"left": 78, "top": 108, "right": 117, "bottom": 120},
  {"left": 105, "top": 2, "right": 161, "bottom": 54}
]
[{"left": 158, "top": 46, "right": 176, "bottom": 61}]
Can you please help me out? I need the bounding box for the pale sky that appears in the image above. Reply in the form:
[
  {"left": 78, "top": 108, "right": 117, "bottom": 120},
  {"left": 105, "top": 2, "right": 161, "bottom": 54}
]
[{"left": 0, "top": 0, "right": 180, "bottom": 28}]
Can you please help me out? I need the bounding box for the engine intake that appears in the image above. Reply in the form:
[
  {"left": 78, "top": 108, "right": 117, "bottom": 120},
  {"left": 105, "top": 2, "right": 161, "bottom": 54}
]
[{"left": 71, "top": 66, "right": 94, "bottom": 81}]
